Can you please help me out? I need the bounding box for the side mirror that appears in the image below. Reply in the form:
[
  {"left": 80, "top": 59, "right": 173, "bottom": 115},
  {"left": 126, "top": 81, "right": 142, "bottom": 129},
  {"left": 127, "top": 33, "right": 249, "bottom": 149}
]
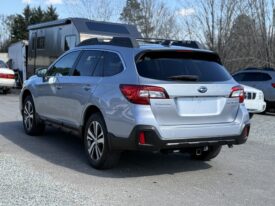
[{"left": 35, "top": 67, "right": 48, "bottom": 78}]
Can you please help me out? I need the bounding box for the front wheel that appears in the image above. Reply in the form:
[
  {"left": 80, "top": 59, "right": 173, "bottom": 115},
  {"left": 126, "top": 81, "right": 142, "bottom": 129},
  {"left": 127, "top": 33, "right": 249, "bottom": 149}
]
[
  {"left": 190, "top": 145, "right": 222, "bottom": 161},
  {"left": 84, "top": 113, "right": 120, "bottom": 169},
  {"left": 22, "top": 96, "right": 45, "bottom": 135},
  {"left": 2, "top": 89, "right": 9, "bottom": 94}
]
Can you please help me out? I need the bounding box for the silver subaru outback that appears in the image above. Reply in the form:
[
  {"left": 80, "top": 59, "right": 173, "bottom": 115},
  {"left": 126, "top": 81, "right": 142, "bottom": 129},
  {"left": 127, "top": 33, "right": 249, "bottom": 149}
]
[{"left": 20, "top": 37, "right": 250, "bottom": 169}]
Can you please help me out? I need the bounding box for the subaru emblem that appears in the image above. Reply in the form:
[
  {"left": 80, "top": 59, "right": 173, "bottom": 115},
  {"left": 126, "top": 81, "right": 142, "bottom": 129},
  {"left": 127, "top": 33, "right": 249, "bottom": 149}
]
[{"left": 198, "top": 86, "right": 207, "bottom": 93}]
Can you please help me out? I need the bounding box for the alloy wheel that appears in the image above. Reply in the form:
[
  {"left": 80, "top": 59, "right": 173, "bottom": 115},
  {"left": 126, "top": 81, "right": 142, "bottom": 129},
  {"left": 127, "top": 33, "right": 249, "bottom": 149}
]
[
  {"left": 23, "top": 101, "right": 34, "bottom": 131},
  {"left": 86, "top": 121, "right": 105, "bottom": 161}
]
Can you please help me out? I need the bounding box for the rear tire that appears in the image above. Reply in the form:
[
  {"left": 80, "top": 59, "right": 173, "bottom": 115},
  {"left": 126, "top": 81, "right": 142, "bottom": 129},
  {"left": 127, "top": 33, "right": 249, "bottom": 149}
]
[
  {"left": 249, "top": 113, "right": 254, "bottom": 119},
  {"left": 22, "top": 96, "right": 45, "bottom": 136},
  {"left": 2, "top": 89, "right": 8, "bottom": 94},
  {"left": 190, "top": 145, "right": 222, "bottom": 161},
  {"left": 84, "top": 113, "right": 121, "bottom": 169}
]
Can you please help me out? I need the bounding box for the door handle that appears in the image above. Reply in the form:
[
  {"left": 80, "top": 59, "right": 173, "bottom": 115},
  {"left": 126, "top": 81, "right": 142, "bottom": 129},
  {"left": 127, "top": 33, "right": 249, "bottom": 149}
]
[
  {"left": 83, "top": 85, "right": 91, "bottom": 91},
  {"left": 56, "top": 85, "right": 62, "bottom": 90}
]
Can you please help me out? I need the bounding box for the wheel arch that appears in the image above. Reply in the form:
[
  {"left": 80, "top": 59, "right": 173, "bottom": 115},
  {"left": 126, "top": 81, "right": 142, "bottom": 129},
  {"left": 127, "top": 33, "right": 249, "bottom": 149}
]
[
  {"left": 21, "top": 89, "right": 33, "bottom": 114},
  {"left": 82, "top": 105, "right": 105, "bottom": 137}
]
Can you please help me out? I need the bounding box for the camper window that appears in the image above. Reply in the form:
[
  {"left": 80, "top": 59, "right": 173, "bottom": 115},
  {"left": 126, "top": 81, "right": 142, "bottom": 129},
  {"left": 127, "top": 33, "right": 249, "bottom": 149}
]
[
  {"left": 37, "top": 37, "right": 45, "bottom": 49},
  {"left": 65, "top": 35, "right": 76, "bottom": 51},
  {"left": 32, "top": 38, "right": 36, "bottom": 50}
]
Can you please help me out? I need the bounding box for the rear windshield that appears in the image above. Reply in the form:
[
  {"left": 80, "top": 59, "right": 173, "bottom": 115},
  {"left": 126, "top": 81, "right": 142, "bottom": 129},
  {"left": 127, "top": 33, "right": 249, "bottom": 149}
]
[
  {"left": 233, "top": 72, "right": 272, "bottom": 81},
  {"left": 136, "top": 51, "right": 232, "bottom": 82},
  {"left": 0, "top": 60, "right": 8, "bottom": 68}
]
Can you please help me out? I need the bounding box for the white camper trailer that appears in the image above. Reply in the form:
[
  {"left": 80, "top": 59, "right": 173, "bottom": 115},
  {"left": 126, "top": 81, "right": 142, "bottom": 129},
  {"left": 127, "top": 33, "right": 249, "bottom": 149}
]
[{"left": 8, "top": 40, "right": 28, "bottom": 83}]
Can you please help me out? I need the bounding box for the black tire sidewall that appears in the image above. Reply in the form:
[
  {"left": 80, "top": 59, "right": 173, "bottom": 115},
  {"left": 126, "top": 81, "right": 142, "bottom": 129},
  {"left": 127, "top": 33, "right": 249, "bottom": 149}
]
[
  {"left": 23, "top": 96, "right": 44, "bottom": 135},
  {"left": 84, "top": 113, "right": 112, "bottom": 169},
  {"left": 23, "top": 96, "right": 35, "bottom": 134}
]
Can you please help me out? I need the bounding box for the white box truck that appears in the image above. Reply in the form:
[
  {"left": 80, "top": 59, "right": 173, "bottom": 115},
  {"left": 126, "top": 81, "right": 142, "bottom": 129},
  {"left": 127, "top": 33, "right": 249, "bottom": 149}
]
[{"left": 8, "top": 40, "right": 28, "bottom": 84}]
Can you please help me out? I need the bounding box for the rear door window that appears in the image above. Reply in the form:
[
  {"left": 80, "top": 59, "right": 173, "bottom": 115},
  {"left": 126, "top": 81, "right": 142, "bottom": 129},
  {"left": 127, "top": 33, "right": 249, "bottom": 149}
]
[
  {"left": 73, "top": 50, "right": 102, "bottom": 76},
  {"left": 103, "top": 52, "right": 124, "bottom": 76},
  {"left": 233, "top": 73, "right": 245, "bottom": 81},
  {"left": 136, "top": 51, "right": 231, "bottom": 82},
  {"left": 0, "top": 60, "right": 7, "bottom": 68},
  {"left": 92, "top": 53, "right": 104, "bottom": 77},
  {"left": 241, "top": 72, "right": 272, "bottom": 81},
  {"left": 92, "top": 51, "right": 124, "bottom": 77}
]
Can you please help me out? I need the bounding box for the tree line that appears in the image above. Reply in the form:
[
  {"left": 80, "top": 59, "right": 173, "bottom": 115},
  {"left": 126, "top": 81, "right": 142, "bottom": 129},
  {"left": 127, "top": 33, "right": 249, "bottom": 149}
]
[
  {"left": 180, "top": 0, "right": 275, "bottom": 72},
  {"left": 0, "top": 0, "right": 274, "bottom": 72},
  {"left": 0, "top": 5, "right": 58, "bottom": 52}
]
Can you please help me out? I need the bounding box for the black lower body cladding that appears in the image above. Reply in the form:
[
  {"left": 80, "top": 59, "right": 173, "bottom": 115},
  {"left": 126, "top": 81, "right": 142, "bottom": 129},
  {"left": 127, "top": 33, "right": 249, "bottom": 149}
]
[{"left": 109, "top": 124, "right": 250, "bottom": 152}]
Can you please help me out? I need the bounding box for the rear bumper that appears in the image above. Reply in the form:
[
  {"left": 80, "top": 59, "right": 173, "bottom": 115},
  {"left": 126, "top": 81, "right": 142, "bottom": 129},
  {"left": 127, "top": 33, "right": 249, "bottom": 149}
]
[
  {"left": 109, "top": 124, "right": 250, "bottom": 151},
  {"left": 244, "top": 100, "right": 266, "bottom": 113},
  {"left": 266, "top": 100, "right": 275, "bottom": 108},
  {"left": 0, "top": 79, "right": 16, "bottom": 88}
]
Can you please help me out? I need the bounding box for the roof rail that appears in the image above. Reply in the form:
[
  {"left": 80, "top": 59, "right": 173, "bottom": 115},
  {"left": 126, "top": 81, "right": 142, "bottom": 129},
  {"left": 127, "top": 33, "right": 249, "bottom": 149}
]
[
  {"left": 136, "top": 38, "right": 204, "bottom": 49},
  {"left": 242, "top": 67, "right": 259, "bottom": 70},
  {"left": 77, "top": 37, "right": 139, "bottom": 48},
  {"left": 241, "top": 67, "right": 275, "bottom": 71},
  {"left": 262, "top": 67, "right": 275, "bottom": 71},
  {"left": 77, "top": 36, "right": 205, "bottom": 49}
]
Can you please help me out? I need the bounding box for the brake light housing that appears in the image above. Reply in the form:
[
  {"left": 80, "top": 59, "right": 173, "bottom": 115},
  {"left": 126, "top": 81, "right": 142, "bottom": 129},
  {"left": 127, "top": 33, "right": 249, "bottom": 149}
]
[
  {"left": 230, "top": 86, "right": 244, "bottom": 103},
  {"left": 120, "top": 84, "right": 169, "bottom": 105},
  {"left": 0, "top": 73, "right": 15, "bottom": 79},
  {"left": 271, "top": 83, "right": 275, "bottom": 88}
]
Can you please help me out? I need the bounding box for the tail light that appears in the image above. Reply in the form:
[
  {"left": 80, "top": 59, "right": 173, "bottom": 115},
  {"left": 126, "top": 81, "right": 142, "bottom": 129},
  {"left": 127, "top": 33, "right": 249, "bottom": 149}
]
[
  {"left": 271, "top": 83, "right": 275, "bottom": 88},
  {"left": 230, "top": 86, "right": 244, "bottom": 103},
  {"left": 0, "top": 73, "right": 15, "bottom": 79},
  {"left": 120, "top": 84, "right": 169, "bottom": 105}
]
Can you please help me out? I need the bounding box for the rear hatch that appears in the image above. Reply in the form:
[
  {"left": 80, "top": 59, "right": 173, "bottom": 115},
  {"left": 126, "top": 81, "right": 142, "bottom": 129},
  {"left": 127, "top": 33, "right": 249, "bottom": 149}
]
[{"left": 135, "top": 50, "right": 241, "bottom": 126}]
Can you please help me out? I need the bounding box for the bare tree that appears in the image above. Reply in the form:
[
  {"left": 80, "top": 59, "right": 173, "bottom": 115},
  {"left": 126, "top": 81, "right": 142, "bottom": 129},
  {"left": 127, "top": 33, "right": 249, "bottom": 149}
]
[
  {"left": 120, "top": 0, "right": 181, "bottom": 39},
  {"left": 178, "top": 0, "right": 275, "bottom": 72},
  {"left": 179, "top": 0, "right": 240, "bottom": 54},
  {"left": 65, "top": 0, "right": 123, "bottom": 21},
  {"left": 245, "top": 0, "right": 275, "bottom": 67},
  {"left": 181, "top": 0, "right": 240, "bottom": 69},
  {"left": 146, "top": 0, "right": 181, "bottom": 39},
  {"left": 0, "top": 15, "right": 11, "bottom": 52}
]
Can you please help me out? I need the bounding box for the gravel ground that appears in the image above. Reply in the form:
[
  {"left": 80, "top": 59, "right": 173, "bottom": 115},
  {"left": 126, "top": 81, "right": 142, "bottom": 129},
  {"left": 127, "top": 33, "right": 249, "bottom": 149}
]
[
  {"left": 0, "top": 154, "right": 91, "bottom": 206},
  {"left": 0, "top": 91, "right": 275, "bottom": 206}
]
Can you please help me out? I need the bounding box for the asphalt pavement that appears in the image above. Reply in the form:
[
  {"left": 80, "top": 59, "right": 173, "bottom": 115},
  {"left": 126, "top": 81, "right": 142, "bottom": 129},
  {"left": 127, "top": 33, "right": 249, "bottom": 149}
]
[{"left": 0, "top": 91, "right": 275, "bottom": 206}]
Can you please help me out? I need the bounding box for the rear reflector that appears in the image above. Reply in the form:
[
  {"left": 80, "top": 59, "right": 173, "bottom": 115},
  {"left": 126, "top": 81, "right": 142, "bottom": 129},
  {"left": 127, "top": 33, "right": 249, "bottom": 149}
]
[
  {"left": 0, "top": 73, "right": 15, "bottom": 79},
  {"left": 243, "top": 126, "right": 250, "bottom": 137},
  {"left": 230, "top": 86, "right": 244, "bottom": 103},
  {"left": 120, "top": 84, "right": 169, "bottom": 105},
  {"left": 271, "top": 83, "right": 275, "bottom": 88},
  {"left": 138, "top": 132, "right": 146, "bottom": 145}
]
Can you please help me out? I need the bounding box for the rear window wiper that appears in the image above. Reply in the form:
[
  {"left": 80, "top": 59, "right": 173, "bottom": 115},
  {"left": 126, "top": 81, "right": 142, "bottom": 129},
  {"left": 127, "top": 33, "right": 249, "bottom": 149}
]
[{"left": 167, "top": 75, "right": 199, "bottom": 81}]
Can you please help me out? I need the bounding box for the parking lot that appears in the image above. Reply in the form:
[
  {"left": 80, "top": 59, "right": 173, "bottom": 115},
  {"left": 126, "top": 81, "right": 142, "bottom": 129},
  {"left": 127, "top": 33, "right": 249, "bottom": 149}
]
[{"left": 0, "top": 91, "right": 275, "bottom": 206}]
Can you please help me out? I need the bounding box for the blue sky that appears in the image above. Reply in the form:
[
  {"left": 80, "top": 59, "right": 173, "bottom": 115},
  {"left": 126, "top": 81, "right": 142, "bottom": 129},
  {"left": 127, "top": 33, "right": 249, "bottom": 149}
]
[
  {"left": 0, "top": 0, "right": 68, "bottom": 18},
  {"left": 0, "top": 0, "right": 185, "bottom": 18},
  {"left": 0, "top": 0, "right": 181, "bottom": 19}
]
